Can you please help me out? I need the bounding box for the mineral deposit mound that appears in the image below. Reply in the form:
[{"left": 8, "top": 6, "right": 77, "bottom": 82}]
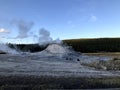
[{"left": 45, "top": 44, "right": 73, "bottom": 54}]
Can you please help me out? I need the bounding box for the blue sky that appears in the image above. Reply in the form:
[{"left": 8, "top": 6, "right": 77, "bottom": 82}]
[{"left": 0, "top": 0, "right": 120, "bottom": 43}]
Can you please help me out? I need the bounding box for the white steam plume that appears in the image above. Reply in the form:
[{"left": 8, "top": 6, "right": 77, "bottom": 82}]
[
  {"left": 0, "top": 44, "right": 19, "bottom": 54},
  {"left": 37, "top": 28, "right": 62, "bottom": 45},
  {"left": 11, "top": 20, "right": 34, "bottom": 39},
  {"left": 38, "top": 28, "right": 53, "bottom": 45}
]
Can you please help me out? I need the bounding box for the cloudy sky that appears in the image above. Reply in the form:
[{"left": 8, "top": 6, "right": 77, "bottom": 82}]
[{"left": 0, "top": 0, "right": 120, "bottom": 43}]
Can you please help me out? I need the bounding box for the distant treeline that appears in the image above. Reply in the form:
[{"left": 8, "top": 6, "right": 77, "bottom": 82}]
[
  {"left": 63, "top": 38, "right": 120, "bottom": 53},
  {"left": 7, "top": 38, "right": 120, "bottom": 53},
  {"left": 8, "top": 44, "right": 48, "bottom": 53}
]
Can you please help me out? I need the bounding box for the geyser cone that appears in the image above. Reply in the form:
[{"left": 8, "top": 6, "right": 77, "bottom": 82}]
[
  {"left": 44, "top": 43, "right": 81, "bottom": 60},
  {"left": 45, "top": 44, "right": 69, "bottom": 54}
]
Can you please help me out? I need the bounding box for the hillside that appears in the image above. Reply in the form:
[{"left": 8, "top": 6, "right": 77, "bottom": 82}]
[
  {"left": 63, "top": 38, "right": 120, "bottom": 53},
  {"left": 5, "top": 38, "right": 120, "bottom": 53}
]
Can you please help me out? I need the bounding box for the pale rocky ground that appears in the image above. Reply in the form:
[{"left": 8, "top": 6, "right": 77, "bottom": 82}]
[
  {"left": 0, "top": 53, "right": 119, "bottom": 77},
  {"left": 0, "top": 44, "right": 120, "bottom": 77}
]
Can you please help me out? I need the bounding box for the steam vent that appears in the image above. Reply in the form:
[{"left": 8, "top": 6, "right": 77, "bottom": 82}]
[{"left": 43, "top": 44, "right": 81, "bottom": 61}]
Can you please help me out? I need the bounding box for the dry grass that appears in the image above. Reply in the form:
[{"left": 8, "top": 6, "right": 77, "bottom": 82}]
[
  {"left": 84, "top": 52, "right": 120, "bottom": 57},
  {"left": 81, "top": 60, "right": 107, "bottom": 70},
  {"left": 82, "top": 60, "right": 120, "bottom": 71},
  {"left": 81, "top": 53, "right": 120, "bottom": 70}
]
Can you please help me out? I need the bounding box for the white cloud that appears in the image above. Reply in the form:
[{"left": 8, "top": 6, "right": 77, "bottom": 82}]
[
  {"left": 89, "top": 15, "right": 98, "bottom": 22},
  {"left": 0, "top": 28, "right": 9, "bottom": 33}
]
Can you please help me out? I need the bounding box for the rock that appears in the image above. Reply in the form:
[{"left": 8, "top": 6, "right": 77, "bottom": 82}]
[{"left": 0, "top": 51, "right": 7, "bottom": 54}]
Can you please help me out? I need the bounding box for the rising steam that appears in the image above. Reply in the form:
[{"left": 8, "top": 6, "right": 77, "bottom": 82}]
[
  {"left": 32, "top": 28, "right": 62, "bottom": 45},
  {"left": 11, "top": 20, "right": 34, "bottom": 39},
  {"left": 0, "top": 20, "right": 62, "bottom": 54},
  {"left": 38, "top": 28, "right": 53, "bottom": 45}
]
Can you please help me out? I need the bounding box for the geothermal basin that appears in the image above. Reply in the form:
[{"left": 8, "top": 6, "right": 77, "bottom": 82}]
[{"left": 0, "top": 44, "right": 120, "bottom": 77}]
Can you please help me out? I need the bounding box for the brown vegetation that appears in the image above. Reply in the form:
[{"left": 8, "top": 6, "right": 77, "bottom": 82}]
[{"left": 82, "top": 57, "right": 120, "bottom": 71}]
